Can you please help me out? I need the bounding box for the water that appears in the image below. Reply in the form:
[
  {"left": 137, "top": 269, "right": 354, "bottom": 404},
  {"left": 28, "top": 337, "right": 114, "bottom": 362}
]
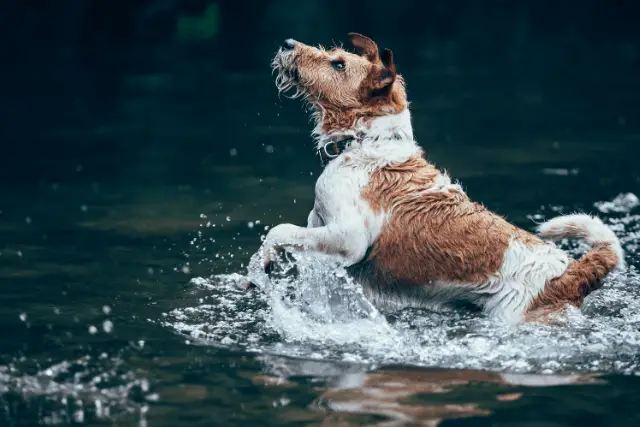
[
  {"left": 2, "top": 124, "right": 640, "bottom": 427},
  {"left": 3, "top": 8, "right": 640, "bottom": 425}
]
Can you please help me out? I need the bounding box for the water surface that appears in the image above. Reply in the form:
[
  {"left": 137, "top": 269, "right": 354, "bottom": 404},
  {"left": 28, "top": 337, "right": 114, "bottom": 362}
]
[{"left": 2, "top": 24, "right": 640, "bottom": 427}]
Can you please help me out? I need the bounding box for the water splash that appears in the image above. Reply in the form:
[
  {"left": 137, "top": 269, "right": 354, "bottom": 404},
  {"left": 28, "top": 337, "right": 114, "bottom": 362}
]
[
  {"left": 162, "top": 195, "right": 640, "bottom": 374},
  {"left": 0, "top": 354, "right": 152, "bottom": 426}
]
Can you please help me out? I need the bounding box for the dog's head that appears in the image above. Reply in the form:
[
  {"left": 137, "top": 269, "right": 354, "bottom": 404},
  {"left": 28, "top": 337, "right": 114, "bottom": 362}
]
[{"left": 272, "top": 33, "right": 407, "bottom": 133}]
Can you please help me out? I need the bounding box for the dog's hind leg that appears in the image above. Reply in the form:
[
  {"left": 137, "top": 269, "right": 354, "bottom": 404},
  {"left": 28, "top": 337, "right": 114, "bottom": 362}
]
[
  {"left": 524, "top": 213, "right": 624, "bottom": 322},
  {"left": 525, "top": 244, "right": 619, "bottom": 322}
]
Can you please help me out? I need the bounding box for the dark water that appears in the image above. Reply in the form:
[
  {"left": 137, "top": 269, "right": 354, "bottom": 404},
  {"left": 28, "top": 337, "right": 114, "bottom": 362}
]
[{"left": 3, "top": 3, "right": 640, "bottom": 426}]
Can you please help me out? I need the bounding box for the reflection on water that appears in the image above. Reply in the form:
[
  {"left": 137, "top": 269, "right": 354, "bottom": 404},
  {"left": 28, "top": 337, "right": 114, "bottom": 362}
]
[{"left": 255, "top": 354, "right": 603, "bottom": 427}]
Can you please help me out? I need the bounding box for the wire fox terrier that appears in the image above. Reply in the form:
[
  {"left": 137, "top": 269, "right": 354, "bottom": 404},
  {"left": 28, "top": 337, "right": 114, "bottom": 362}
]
[{"left": 249, "top": 33, "right": 624, "bottom": 323}]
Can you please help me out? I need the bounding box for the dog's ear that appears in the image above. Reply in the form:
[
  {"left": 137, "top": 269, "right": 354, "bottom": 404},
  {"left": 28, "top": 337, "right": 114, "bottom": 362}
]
[
  {"left": 366, "top": 64, "right": 397, "bottom": 98},
  {"left": 348, "top": 32, "right": 379, "bottom": 62},
  {"left": 381, "top": 48, "right": 396, "bottom": 75},
  {"left": 365, "top": 49, "right": 397, "bottom": 98}
]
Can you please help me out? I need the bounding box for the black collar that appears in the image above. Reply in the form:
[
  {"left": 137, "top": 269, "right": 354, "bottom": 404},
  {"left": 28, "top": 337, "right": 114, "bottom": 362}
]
[{"left": 318, "top": 137, "right": 355, "bottom": 166}]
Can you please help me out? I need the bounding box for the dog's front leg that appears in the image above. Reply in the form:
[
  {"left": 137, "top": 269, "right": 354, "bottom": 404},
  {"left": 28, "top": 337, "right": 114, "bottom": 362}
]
[
  {"left": 306, "top": 209, "right": 323, "bottom": 228},
  {"left": 262, "top": 221, "right": 369, "bottom": 270}
]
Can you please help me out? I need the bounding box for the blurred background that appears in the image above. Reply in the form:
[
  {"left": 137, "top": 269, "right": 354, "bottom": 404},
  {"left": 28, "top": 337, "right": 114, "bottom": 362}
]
[{"left": 2, "top": 0, "right": 639, "bottom": 187}]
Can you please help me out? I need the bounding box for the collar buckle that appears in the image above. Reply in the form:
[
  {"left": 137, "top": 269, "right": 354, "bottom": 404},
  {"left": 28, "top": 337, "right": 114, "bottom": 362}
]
[
  {"left": 318, "top": 136, "right": 357, "bottom": 167},
  {"left": 322, "top": 142, "right": 341, "bottom": 160}
]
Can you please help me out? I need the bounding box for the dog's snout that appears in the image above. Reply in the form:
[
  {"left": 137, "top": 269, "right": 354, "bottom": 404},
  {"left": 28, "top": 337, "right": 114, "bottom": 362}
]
[{"left": 282, "top": 39, "right": 296, "bottom": 51}]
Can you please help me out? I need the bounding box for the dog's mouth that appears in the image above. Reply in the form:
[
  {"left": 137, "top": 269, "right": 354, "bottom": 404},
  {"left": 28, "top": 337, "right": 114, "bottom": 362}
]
[{"left": 272, "top": 50, "right": 306, "bottom": 99}]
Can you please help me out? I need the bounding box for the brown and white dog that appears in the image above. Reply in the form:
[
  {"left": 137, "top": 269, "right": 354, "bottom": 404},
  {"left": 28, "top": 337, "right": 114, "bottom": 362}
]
[{"left": 254, "top": 33, "right": 624, "bottom": 323}]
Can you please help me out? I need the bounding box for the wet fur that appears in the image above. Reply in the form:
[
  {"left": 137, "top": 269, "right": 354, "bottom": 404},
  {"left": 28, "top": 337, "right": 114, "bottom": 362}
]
[{"left": 255, "top": 34, "right": 624, "bottom": 323}]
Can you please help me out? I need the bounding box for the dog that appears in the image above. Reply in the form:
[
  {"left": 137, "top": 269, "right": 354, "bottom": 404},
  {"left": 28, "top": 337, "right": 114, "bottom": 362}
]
[{"left": 249, "top": 33, "right": 624, "bottom": 324}]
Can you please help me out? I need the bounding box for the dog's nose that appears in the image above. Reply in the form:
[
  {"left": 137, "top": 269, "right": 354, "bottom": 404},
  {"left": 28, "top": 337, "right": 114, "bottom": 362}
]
[{"left": 282, "top": 39, "right": 296, "bottom": 50}]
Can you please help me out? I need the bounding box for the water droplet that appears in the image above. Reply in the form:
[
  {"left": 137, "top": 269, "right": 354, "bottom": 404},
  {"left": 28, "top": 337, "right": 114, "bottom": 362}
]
[
  {"left": 95, "top": 400, "right": 104, "bottom": 418},
  {"left": 19, "top": 313, "right": 27, "bottom": 322},
  {"left": 25, "top": 217, "right": 31, "bottom": 224},
  {"left": 229, "top": 148, "right": 238, "bottom": 157},
  {"left": 88, "top": 325, "right": 98, "bottom": 334},
  {"left": 265, "top": 145, "right": 275, "bottom": 153},
  {"left": 102, "top": 305, "right": 112, "bottom": 315},
  {"left": 226, "top": 216, "right": 231, "bottom": 222},
  {"left": 138, "top": 340, "right": 145, "bottom": 348},
  {"left": 103, "top": 320, "right": 113, "bottom": 333},
  {"left": 73, "top": 407, "right": 84, "bottom": 423},
  {"left": 80, "top": 205, "right": 88, "bottom": 212},
  {"left": 16, "top": 251, "right": 23, "bottom": 257},
  {"left": 181, "top": 265, "right": 191, "bottom": 274},
  {"left": 247, "top": 222, "right": 254, "bottom": 228}
]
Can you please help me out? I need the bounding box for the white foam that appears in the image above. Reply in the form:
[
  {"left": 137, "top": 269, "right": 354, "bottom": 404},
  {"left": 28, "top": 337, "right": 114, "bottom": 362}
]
[{"left": 595, "top": 193, "right": 639, "bottom": 213}]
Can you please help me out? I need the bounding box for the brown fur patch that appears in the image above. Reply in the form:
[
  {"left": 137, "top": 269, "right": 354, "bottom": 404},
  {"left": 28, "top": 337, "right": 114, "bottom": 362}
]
[
  {"left": 527, "top": 243, "right": 619, "bottom": 313},
  {"left": 361, "top": 155, "right": 542, "bottom": 286}
]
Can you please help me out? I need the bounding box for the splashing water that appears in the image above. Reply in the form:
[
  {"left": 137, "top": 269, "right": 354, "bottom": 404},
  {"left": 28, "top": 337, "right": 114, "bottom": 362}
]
[
  {"left": 0, "top": 354, "right": 152, "bottom": 426},
  {"left": 162, "top": 195, "right": 640, "bottom": 375}
]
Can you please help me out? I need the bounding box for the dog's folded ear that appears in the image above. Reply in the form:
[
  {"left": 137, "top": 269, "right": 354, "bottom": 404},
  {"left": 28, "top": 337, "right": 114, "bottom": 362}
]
[
  {"left": 367, "top": 66, "right": 396, "bottom": 98},
  {"left": 366, "top": 49, "right": 397, "bottom": 98},
  {"left": 348, "top": 32, "right": 380, "bottom": 63},
  {"left": 381, "top": 48, "right": 396, "bottom": 75}
]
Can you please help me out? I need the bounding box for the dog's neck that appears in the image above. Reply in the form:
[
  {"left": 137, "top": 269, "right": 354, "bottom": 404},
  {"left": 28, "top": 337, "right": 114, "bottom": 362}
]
[
  {"left": 313, "top": 108, "right": 421, "bottom": 167},
  {"left": 312, "top": 108, "right": 415, "bottom": 150}
]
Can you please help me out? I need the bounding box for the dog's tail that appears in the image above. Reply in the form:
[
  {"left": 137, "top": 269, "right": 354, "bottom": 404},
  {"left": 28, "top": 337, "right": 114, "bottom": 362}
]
[
  {"left": 537, "top": 213, "right": 624, "bottom": 271},
  {"left": 527, "top": 214, "right": 624, "bottom": 316}
]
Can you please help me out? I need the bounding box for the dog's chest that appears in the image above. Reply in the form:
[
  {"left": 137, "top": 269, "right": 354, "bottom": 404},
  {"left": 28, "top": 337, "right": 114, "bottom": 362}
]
[{"left": 313, "top": 159, "right": 370, "bottom": 220}]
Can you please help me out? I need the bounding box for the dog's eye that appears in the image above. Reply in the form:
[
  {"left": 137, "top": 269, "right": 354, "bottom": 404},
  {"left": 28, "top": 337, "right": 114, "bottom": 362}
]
[{"left": 331, "top": 59, "right": 345, "bottom": 71}]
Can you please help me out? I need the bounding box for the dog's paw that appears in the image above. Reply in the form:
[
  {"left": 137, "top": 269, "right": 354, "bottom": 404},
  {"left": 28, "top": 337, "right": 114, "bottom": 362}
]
[
  {"left": 239, "top": 279, "right": 257, "bottom": 290},
  {"left": 263, "top": 245, "right": 299, "bottom": 280},
  {"left": 263, "top": 244, "right": 279, "bottom": 272}
]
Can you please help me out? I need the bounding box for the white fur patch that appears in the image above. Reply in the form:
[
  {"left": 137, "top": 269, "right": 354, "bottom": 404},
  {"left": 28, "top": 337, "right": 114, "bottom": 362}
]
[
  {"left": 481, "top": 240, "right": 570, "bottom": 323},
  {"left": 313, "top": 109, "right": 414, "bottom": 152}
]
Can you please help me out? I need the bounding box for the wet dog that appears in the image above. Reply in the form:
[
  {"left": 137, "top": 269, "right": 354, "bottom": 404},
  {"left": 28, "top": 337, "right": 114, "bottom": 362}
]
[{"left": 248, "top": 33, "right": 624, "bottom": 323}]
